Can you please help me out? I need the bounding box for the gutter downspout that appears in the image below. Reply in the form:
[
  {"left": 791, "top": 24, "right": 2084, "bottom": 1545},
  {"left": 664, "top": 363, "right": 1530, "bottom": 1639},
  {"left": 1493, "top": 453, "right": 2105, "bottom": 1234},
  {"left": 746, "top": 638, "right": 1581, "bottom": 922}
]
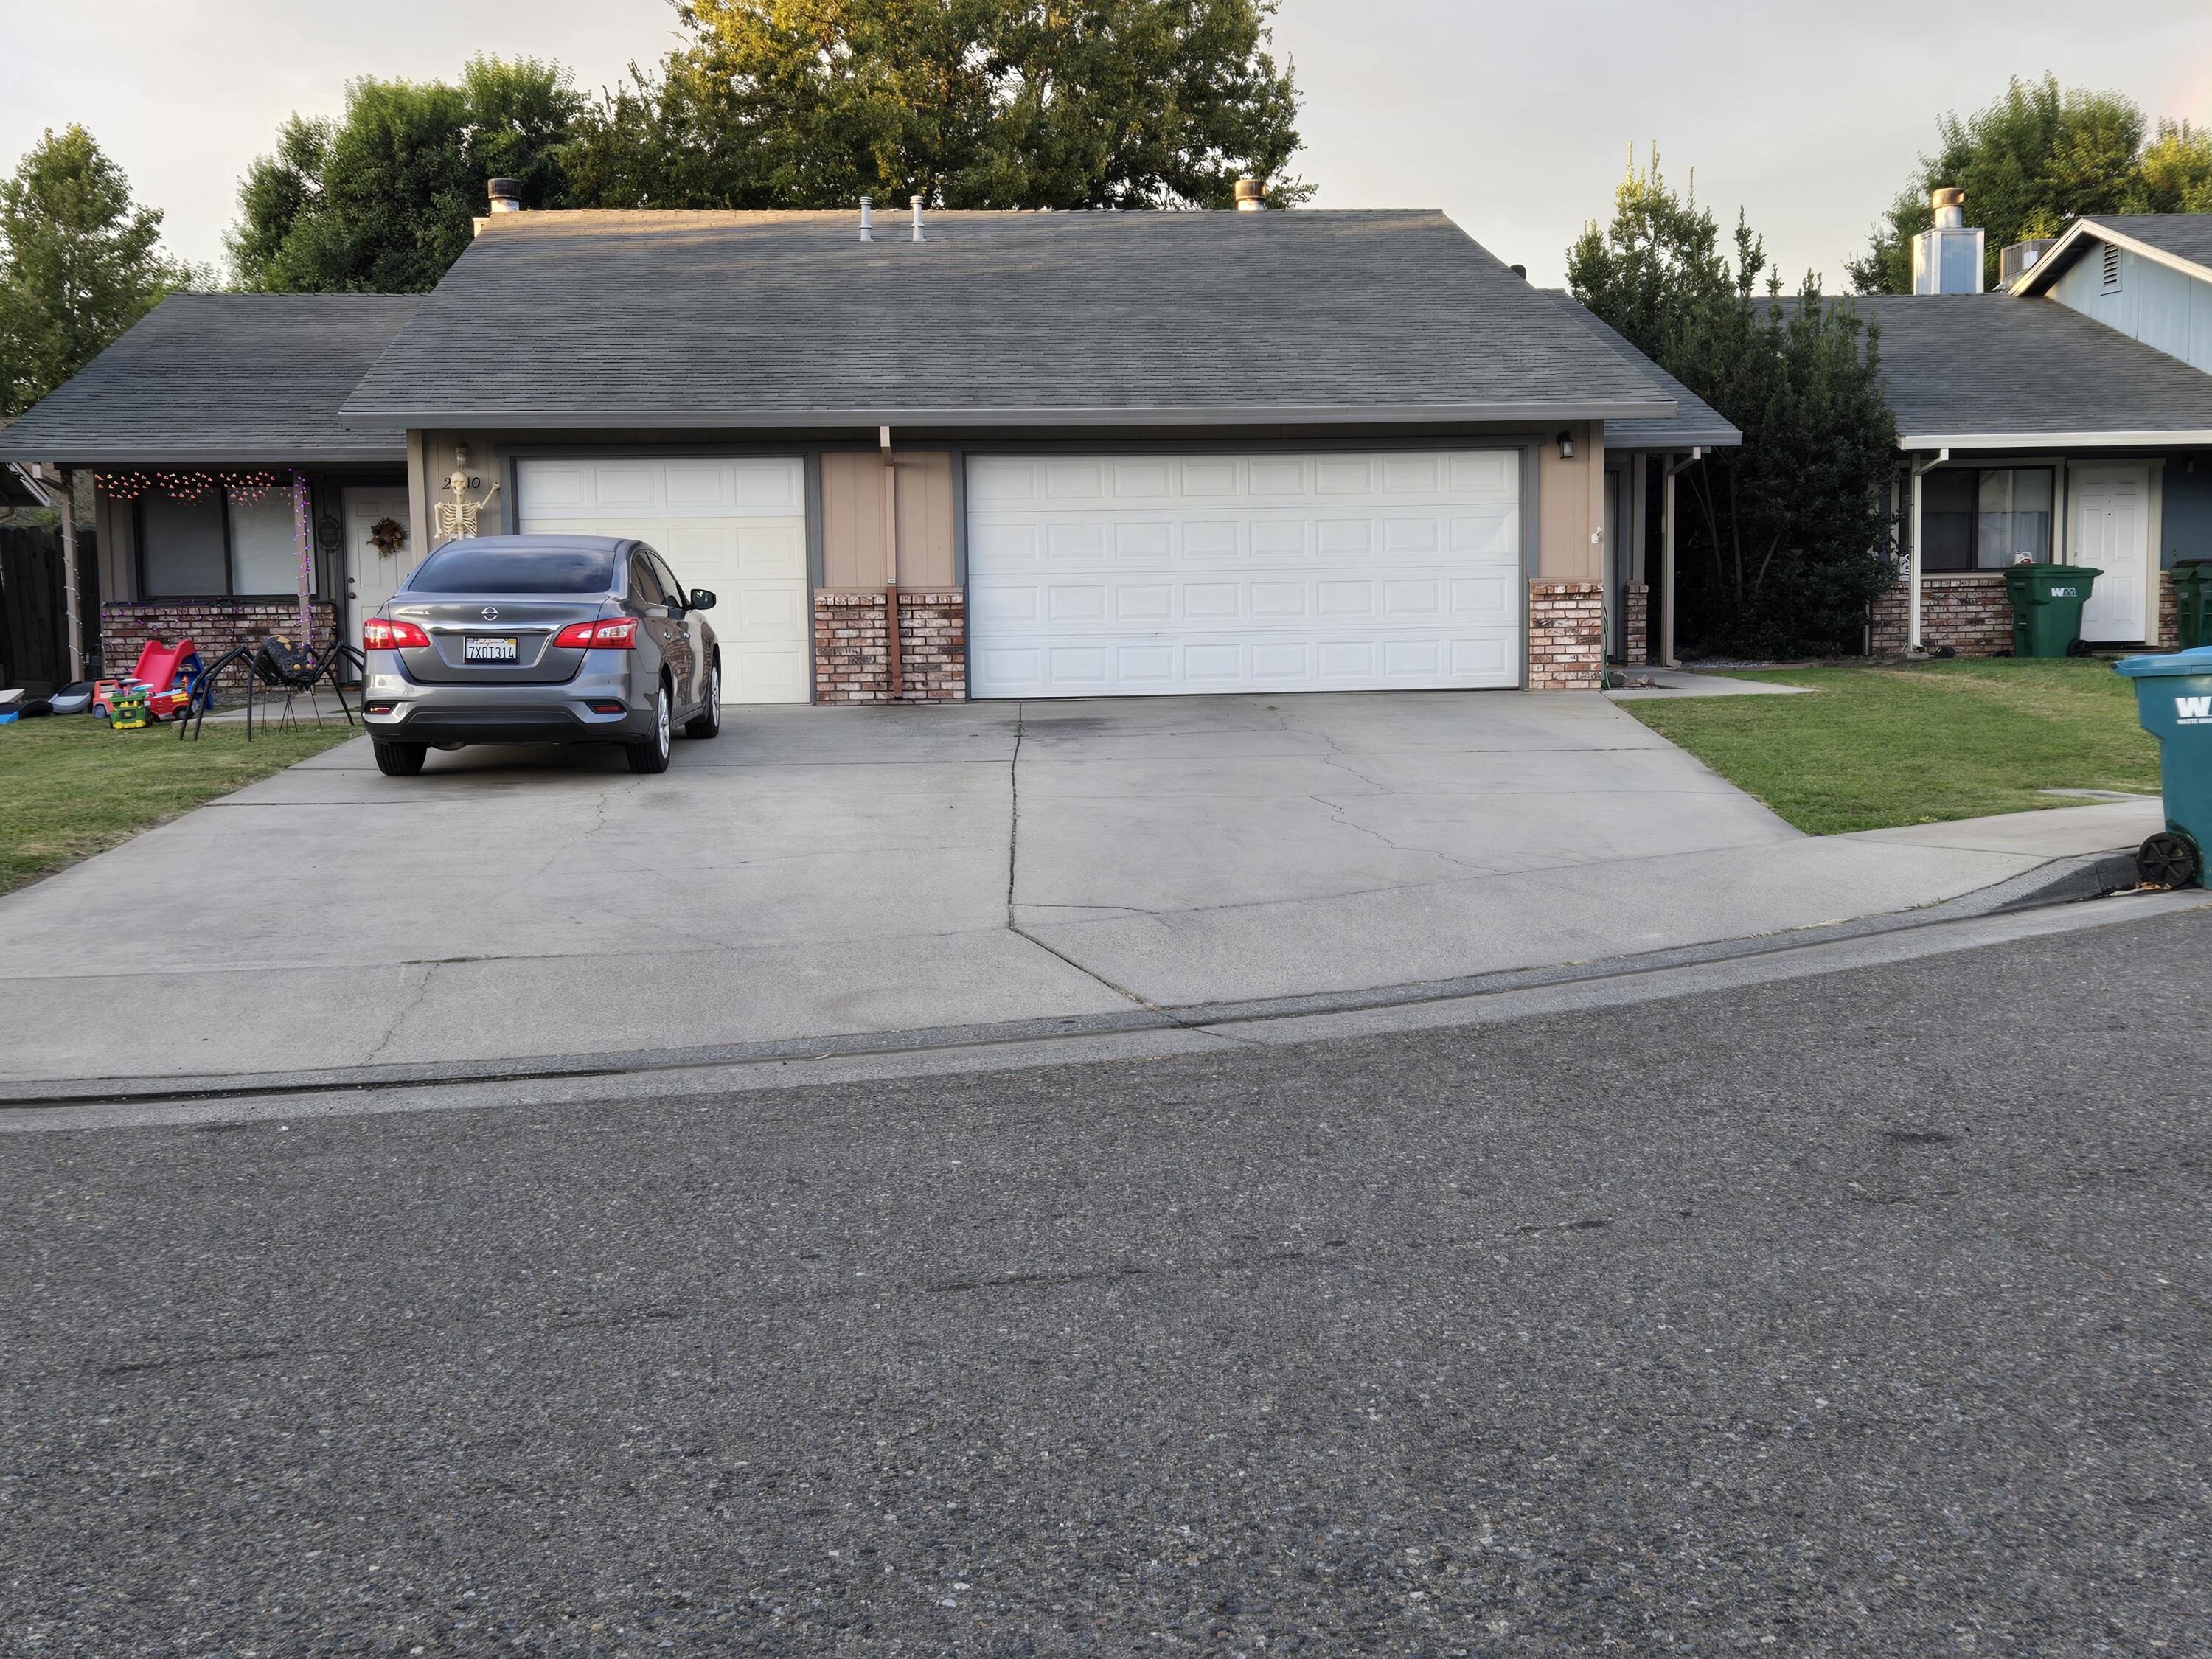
[
  {"left": 58, "top": 465, "right": 83, "bottom": 681},
  {"left": 880, "top": 425, "right": 902, "bottom": 700},
  {"left": 1907, "top": 449, "right": 1949, "bottom": 654},
  {"left": 1660, "top": 448, "right": 1702, "bottom": 669}
]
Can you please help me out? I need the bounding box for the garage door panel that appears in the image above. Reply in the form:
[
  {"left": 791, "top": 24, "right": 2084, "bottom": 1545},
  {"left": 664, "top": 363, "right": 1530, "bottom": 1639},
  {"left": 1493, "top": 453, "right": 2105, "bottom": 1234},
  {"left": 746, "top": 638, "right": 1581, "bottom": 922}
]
[
  {"left": 969, "top": 450, "right": 1520, "bottom": 698},
  {"left": 518, "top": 456, "right": 810, "bottom": 705}
]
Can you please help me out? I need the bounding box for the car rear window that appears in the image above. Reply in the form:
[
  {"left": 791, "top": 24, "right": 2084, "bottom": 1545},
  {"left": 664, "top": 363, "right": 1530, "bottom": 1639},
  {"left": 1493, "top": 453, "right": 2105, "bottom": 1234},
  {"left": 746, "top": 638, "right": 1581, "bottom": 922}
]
[{"left": 406, "top": 543, "right": 618, "bottom": 594}]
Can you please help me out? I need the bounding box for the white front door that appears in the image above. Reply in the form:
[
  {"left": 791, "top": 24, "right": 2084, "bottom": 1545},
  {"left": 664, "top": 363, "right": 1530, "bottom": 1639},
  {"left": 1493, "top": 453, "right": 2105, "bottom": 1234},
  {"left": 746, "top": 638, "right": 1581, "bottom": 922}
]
[
  {"left": 343, "top": 487, "right": 417, "bottom": 645},
  {"left": 966, "top": 451, "right": 1522, "bottom": 698},
  {"left": 515, "top": 456, "right": 809, "bottom": 703},
  {"left": 2073, "top": 465, "right": 2152, "bottom": 643}
]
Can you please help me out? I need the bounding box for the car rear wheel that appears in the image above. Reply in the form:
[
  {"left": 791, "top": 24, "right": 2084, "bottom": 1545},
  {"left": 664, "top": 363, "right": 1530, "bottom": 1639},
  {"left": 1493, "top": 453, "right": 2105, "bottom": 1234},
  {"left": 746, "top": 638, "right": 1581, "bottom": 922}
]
[
  {"left": 684, "top": 661, "right": 722, "bottom": 739},
  {"left": 626, "top": 681, "right": 673, "bottom": 774},
  {"left": 373, "top": 740, "right": 428, "bottom": 777}
]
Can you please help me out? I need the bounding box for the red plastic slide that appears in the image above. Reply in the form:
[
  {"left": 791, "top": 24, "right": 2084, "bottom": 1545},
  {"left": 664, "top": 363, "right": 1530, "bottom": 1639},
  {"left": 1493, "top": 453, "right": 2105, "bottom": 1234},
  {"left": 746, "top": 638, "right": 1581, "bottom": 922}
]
[{"left": 131, "top": 637, "right": 198, "bottom": 692}]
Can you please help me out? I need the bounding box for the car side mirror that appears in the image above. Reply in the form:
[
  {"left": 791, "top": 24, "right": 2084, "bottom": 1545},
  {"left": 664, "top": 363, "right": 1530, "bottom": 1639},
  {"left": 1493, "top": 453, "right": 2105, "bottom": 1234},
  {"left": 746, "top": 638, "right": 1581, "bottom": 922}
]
[{"left": 687, "top": 588, "right": 717, "bottom": 611}]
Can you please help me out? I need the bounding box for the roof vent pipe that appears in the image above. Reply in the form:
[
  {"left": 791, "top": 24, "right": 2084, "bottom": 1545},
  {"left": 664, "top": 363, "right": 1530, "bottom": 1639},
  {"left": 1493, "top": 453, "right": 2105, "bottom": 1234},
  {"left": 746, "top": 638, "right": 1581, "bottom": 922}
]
[
  {"left": 1234, "top": 177, "right": 1265, "bottom": 212},
  {"left": 911, "top": 195, "right": 925, "bottom": 241},
  {"left": 486, "top": 177, "right": 523, "bottom": 213},
  {"left": 859, "top": 196, "right": 873, "bottom": 242}
]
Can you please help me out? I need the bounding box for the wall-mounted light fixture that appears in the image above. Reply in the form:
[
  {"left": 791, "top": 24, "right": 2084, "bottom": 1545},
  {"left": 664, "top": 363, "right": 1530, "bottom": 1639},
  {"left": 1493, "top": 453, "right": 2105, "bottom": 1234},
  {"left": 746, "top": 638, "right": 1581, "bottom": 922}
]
[{"left": 1555, "top": 430, "right": 1576, "bottom": 461}]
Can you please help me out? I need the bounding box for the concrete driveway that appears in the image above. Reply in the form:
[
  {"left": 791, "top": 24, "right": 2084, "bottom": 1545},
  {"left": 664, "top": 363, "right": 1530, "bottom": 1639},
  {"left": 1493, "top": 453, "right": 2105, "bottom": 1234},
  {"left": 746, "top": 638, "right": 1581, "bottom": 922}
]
[{"left": 0, "top": 692, "right": 2157, "bottom": 1086}]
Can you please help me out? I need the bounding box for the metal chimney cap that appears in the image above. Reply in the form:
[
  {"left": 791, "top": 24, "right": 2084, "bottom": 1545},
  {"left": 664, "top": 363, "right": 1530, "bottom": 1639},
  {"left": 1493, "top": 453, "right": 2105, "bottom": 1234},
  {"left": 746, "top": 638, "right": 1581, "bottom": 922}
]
[
  {"left": 486, "top": 177, "right": 524, "bottom": 212},
  {"left": 1930, "top": 187, "right": 1965, "bottom": 211},
  {"left": 1234, "top": 177, "right": 1265, "bottom": 212}
]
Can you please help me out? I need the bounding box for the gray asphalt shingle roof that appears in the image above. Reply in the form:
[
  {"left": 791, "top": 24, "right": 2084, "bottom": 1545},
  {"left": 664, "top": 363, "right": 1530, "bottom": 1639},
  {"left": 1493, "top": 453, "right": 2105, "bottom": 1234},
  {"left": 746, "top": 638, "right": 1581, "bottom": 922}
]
[
  {"left": 341, "top": 209, "right": 1676, "bottom": 428},
  {"left": 1539, "top": 293, "right": 1741, "bottom": 449},
  {"left": 2075, "top": 214, "right": 2212, "bottom": 276},
  {"left": 0, "top": 294, "right": 419, "bottom": 465},
  {"left": 1777, "top": 293, "right": 2212, "bottom": 445}
]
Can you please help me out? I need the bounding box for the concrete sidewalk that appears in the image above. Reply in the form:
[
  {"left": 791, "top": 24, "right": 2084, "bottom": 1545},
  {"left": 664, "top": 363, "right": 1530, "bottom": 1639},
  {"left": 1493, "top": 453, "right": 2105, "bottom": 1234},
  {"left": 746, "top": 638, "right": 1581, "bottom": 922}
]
[{"left": 0, "top": 692, "right": 2163, "bottom": 1088}]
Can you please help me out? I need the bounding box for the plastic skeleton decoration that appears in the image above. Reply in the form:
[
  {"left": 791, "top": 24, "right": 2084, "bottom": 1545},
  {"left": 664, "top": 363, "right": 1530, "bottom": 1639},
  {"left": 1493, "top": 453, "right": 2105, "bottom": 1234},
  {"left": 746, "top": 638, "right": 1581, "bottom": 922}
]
[{"left": 433, "top": 467, "right": 482, "bottom": 543}]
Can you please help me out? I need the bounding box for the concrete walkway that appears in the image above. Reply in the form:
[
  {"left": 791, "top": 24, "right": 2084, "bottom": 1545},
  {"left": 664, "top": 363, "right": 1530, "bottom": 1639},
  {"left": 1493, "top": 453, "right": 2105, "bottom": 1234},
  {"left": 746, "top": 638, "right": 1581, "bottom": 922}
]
[{"left": 0, "top": 692, "right": 2163, "bottom": 1086}]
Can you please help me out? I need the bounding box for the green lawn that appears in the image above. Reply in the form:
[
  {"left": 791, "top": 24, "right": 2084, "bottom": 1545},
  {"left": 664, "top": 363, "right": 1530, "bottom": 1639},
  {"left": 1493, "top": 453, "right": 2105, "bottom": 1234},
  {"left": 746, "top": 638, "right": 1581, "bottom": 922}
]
[
  {"left": 1624, "top": 658, "right": 2160, "bottom": 835},
  {"left": 0, "top": 715, "right": 359, "bottom": 895}
]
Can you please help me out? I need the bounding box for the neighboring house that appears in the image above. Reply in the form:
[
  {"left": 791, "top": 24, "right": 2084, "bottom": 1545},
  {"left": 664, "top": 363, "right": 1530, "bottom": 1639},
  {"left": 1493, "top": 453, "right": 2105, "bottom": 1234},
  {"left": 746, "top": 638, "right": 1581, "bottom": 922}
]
[
  {"left": 0, "top": 295, "right": 419, "bottom": 676},
  {"left": 1849, "top": 199, "right": 2212, "bottom": 656},
  {"left": 0, "top": 194, "right": 1739, "bottom": 699}
]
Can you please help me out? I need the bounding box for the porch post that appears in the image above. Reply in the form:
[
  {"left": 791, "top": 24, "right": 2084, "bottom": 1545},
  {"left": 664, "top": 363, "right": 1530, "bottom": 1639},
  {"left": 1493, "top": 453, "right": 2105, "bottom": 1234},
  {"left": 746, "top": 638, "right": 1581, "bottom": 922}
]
[
  {"left": 1907, "top": 462, "right": 1924, "bottom": 653},
  {"left": 58, "top": 465, "right": 83, "bottom": 681},
  {"left": 1660, "top": 448, "right": 1700, "bottom": 669},
  {"left": 1905, "top": 450, "right": 1949, "bottom": 655},
  {"left": 1660, "top": 456, "right": 1677, "bottom": 668},
  {"left": 292, "top": 471, "right": 314, "bottom": 645}
]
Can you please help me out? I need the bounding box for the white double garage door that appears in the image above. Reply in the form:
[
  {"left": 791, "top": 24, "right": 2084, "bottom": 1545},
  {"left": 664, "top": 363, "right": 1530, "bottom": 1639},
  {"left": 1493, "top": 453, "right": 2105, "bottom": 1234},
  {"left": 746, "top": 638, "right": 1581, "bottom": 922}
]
[{"left": 519, "top": 449, "right": 1521, "bottom": 703}]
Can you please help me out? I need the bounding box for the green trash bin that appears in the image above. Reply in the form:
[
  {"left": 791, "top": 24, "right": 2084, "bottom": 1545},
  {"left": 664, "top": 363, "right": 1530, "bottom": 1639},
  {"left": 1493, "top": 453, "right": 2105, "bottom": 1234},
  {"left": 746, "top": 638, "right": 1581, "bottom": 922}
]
[
  {"left": 2113, "top": 643, "right": 2212, "bottom": 888},
  {"left": 2003, "top": 563, "right": 2101, "bottom": 658},
  {"left": 2171, "top": 561, "right": 2212, "bottom": 651}
]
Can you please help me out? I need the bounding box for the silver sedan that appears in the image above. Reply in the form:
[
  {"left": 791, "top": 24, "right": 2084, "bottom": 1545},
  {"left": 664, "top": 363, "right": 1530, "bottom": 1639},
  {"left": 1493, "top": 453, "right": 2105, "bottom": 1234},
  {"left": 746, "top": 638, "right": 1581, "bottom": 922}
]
[{"left": 361, "top": 535, "right": 722, "bottom": 776}]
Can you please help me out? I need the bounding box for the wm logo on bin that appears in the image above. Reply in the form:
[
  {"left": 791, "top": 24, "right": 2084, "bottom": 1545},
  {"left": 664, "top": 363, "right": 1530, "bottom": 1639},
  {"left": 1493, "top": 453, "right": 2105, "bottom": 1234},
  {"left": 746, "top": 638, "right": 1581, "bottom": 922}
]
[{"left": 2179, "top": 695, "right": 2212, "bottom": 725}]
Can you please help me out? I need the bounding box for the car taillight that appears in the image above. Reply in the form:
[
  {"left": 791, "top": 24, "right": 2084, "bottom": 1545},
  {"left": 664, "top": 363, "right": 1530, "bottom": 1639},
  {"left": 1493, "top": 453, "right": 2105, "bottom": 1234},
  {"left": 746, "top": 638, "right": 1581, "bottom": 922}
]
[
  {"left": 364, "top": 617, "right": 430, "bottom": 650},
  {"left": 552, "top": 619, "right": 639, "bottom": 650}
]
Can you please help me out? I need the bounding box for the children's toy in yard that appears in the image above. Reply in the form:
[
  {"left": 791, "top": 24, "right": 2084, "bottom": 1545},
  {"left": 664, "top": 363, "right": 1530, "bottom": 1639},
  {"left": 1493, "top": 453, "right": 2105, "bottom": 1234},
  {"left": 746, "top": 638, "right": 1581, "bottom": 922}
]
[
  {"left": 129, "top": 637, "right": 204, "bottom": 720},
  {"left": 94, "top": 639, "right": 205, "bottom": 725},
  {"left": 105, "top": 683, "right": 151, "bottom": 729}
]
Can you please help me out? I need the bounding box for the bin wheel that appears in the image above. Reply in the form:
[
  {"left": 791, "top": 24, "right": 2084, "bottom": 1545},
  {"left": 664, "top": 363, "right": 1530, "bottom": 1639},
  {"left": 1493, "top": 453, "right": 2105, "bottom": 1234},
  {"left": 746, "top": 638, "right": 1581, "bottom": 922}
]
[
  {"left": 2138, "top": 832, "right": 2202, "bottom": 889},
  {"left": 2066, "top": 637, "right": 2093, "bottom": 658}
]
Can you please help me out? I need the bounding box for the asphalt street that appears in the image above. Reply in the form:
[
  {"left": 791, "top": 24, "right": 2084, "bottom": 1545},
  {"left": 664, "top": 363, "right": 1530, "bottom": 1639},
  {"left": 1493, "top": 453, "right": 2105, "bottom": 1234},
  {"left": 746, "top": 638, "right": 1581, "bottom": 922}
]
[{"left": 4, "top": 908, "right": 2209, "bottom": 1655}]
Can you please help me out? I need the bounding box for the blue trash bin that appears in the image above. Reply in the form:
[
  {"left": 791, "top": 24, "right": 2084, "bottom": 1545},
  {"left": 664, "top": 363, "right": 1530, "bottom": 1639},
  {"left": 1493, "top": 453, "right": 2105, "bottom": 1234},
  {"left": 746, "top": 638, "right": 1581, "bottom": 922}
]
[{"left": 2113, "top": 643, "right": 2212, "bottom": 887}]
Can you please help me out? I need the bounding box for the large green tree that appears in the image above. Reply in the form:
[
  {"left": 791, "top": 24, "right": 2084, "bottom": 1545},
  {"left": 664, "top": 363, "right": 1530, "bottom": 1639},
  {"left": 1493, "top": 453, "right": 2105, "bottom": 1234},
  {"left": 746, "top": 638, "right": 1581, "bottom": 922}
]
[
  {"left": 229, "top": 56, "right": 586, "bottom": 293},
  {"left": 0, "top": 126, "right": 194, "bottom": 417},
  {"left": 1571, "top": 155, "right": 1899, "bottom": 656},
  {"left": 1850, "top": 76, "right": 2212, "bottom": 293},
  {"left": 562, "top": 0, "right": 1308, "bottom": 211}
]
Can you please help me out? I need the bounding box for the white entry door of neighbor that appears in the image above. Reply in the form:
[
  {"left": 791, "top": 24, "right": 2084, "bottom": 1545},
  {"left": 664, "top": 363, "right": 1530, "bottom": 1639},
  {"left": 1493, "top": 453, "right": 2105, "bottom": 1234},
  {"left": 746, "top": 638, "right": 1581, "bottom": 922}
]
[
  {"left": 2072, "top": 464, "right": 2153, "bottom": 644},
  {"left": 966, "top": 451, "right": 1522, "bottom": 698},
  {"left": 343, "top": 487, "right": 418, "bottom": 644},
  {"left": 515, "top": 456, "right": 809, "bottom": 703}
]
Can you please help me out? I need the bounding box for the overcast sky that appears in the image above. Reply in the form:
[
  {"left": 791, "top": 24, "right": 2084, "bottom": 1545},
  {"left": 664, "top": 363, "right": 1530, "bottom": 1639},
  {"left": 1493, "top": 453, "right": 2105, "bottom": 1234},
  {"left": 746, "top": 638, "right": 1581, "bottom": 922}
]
[{"left": 5, "top": 0, "right": 2210, "bottom": 289}]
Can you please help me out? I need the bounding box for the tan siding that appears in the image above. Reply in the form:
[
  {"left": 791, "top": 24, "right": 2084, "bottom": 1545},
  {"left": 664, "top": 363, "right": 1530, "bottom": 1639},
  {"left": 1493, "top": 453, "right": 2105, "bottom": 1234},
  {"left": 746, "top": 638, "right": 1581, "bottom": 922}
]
[
  {"left": 412, "top": 430, "right": 505, "bottom": 550},
  {"left": 819, "top": 451, "right": 956, "bottom": 588},
  {"left": 820, "top": 452, "right": 880, "bottom": 588},
  {"left": 1536, "top": 422, "right": 1605, "bottom": 583}
]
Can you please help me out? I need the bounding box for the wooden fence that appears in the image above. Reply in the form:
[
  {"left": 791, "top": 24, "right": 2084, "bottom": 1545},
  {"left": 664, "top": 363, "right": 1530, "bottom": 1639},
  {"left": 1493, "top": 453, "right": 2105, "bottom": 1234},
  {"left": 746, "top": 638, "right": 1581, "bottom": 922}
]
[{"left": 0, "top": 524, "right": 101, "bottom": 690}]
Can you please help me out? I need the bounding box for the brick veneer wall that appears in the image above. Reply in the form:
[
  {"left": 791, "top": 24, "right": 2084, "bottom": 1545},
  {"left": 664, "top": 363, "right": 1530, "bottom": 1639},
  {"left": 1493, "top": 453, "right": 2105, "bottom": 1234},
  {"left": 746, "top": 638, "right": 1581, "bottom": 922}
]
[
  {"left": 812, "top": 590, "right": 967, "bottom": 703},
  {"left": 1528, "top": 581, "right": 1605, "bottom": 690},
  {"left": 100, "top": 599, "right": 339, "bottom": 693},
  {"left": 1619, "top": 582, "right": 1650, "bottom": 666},
  {"left": 2158, "top": 571, "right": 2179, "bottom": 650},
  {"left": 1868, "top": 573, "right": 2015, "bottom": 657}
]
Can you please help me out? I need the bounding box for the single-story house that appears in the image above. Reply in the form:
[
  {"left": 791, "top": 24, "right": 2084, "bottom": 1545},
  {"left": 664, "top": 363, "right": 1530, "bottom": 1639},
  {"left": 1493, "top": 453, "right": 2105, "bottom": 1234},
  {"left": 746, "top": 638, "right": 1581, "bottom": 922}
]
[
  {"left": 0, "top": 293, "right": 420, "bottom": 678},
  {"left": 1, "top": 194, "right": 1741, "bottom": 698},
  {"left": 1851, "top": 201, "right": 2212, "bottom": 655}
]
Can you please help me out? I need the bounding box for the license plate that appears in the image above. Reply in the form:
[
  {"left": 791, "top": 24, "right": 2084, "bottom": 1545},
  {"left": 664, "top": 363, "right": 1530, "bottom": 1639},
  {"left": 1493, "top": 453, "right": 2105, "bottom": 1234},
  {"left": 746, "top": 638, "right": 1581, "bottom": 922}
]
[{"left": 465, "top": 636, "right": 519, "bottom": 662}]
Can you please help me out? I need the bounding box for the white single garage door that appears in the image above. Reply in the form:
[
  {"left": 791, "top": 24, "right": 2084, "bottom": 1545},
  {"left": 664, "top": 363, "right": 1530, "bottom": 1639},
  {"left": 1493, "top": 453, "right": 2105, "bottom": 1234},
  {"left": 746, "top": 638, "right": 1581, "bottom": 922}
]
[
  {"left": 966, "top": 451, "right": 1521, "bottom": 698},
  {"left": 516, "top": 456, "right": 810, "bottom": 703}
]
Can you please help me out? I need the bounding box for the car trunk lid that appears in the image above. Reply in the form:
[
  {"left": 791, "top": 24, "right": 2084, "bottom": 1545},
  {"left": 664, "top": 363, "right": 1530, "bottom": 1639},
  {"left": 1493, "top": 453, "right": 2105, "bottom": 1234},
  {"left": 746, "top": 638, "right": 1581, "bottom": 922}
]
[{"left": 387, "top": 597, "right": 611, "bottom": 685}]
